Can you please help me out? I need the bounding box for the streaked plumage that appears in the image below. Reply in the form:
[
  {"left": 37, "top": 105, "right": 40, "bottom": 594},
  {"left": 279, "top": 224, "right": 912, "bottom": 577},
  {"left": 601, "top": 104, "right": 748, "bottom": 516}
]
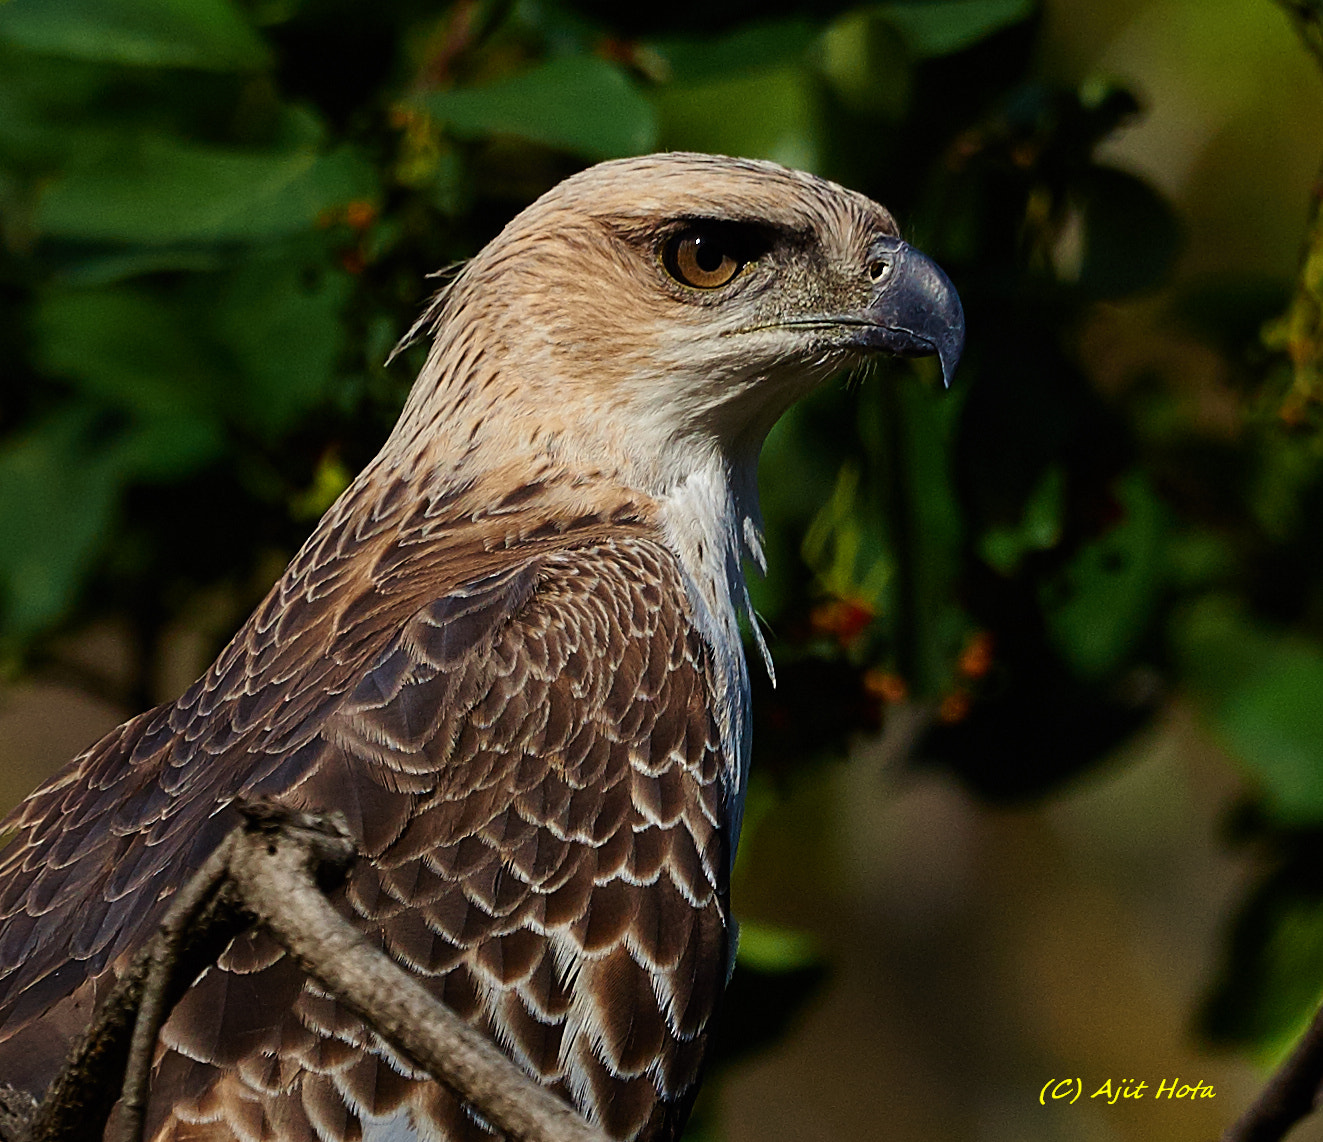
[{"left": 0, "top": 153, "right": 962, "bottom": 1141}]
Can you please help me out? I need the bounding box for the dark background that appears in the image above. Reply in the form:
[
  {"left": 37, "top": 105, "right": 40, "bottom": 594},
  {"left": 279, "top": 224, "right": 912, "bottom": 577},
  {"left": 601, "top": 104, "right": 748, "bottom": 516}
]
[{"left": 2, "top": 0, "right": 1323, "bottom": 1138}]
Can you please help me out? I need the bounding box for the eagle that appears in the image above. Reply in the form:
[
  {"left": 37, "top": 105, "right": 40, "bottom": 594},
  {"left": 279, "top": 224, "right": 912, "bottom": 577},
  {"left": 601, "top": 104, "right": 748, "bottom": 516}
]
[{"left": 0, "top": 153, "right": 962, "bottom": 1141}]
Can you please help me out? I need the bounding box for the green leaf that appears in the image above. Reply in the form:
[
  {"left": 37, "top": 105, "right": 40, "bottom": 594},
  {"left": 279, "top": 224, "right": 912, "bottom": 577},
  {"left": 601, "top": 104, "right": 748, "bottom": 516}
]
[
  {"left": 0, "top": 402, "right": 224, "bottom": 646},
  {"left": 289, "top": 452, "right": 353, "bottom": 521},
  {"left": 1249, "top": 423, "right": 1323, "bottom": 542},
  {"left": 801, "top": 463, "right": 894, "bottom": 605},
  {"left": 0, "top": 49, "right": 113, "bottom": 167},
  {"left": 32, "top": 286, "right": 227, "bottom": 418},
  {"left": 35, "top": 252, "right": 351, "bottom": 438},
  {"left": 1164, "top": 527, "right": 1238, "bottom": 590},
  {"left": 735, "top": 921, "right": 821, "bottom": 972},
  {"left": 210, "top": 257, "right": 353, "bottom": 435},
  {"left": 878, "top": 0, "right": 1036, "bottom": 58},
  {"left": 1223, "top": 650, "right": 1323, "bottom": 822},
  {"left": 862, "top": 372, "right": 968, "bottom": 694},
  {"left": 112, "top": 414, "right": 225, "bottom": 480},
  {"left": 419, "top": 55, "right": 656, "bottom": 161},
  {"left": 1203, "top": 874, "right": 1323, "bottom": 1054},
  {"left": 37, "top": 135, "right": 376, "bottom": 245},
  {"left": 0, "top": 410, "right": 124, "bottom": 642},
  {"left": 978, "top": 465, "right": 1064, "bottom": 574},
  {"left": 749, "top": 397, "right": 848, "bottom": 620},
  {"left": 655, "top": 65, "right": 821, "bottom": 172},
  {"left": 1042, "top": 471, "right": 1165, "bottom": 679},
  {"left": 817, "top": 9, "right": 911, "bottom": 119},
  {"left": 55, "top": 248, "right": 229, "bottom": 288},
  {"left": 1176, "top": 597, "right": 1323, "bottom": 823},
  {"left": 1077, "top": 166, "right": 1182, "bottom": 299},
  {"left": 649, "top": 19, "right": 819, "bottom": 83},
  {"left": 0, "top": 0, "right": 270, "bottom": 71}
]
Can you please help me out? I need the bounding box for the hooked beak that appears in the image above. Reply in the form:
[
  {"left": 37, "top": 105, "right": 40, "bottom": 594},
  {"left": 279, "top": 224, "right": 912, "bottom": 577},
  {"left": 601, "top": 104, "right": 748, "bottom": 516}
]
[{"left": 851, "top": 237, "right": 965, "bottom": 387}]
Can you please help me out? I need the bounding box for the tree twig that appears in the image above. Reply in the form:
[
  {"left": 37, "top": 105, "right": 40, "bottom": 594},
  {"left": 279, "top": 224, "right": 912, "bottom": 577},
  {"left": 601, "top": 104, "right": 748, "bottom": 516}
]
[
  {"left": 18, "top": 821, "right": 261, "bottom": 1142},
  {"left": 105, "top": 805, "right": 358, "bottom": 1142},
  {"left": 224, "top": 806, "right": 610, "bottom": 1142},
  {"left": 108, "top": 830, "right": 244, "bottom": 1142}
]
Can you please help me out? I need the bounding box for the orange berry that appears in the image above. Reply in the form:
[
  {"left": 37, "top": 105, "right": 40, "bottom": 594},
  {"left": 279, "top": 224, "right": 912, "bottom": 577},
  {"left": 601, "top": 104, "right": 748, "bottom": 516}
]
[
  {"left": 957, "top": 631, "right": 994, "bottom": 679},
  {"left": 938, "top": 690, "right": 971, "bottom": 723},
  {"left": 863, "top": 669, "right": 908, "bottom": 704}
]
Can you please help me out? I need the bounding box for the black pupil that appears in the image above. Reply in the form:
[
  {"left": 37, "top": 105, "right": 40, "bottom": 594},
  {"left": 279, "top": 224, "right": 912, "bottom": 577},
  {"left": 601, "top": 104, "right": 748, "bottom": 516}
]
[{"left": 693, "top": 235, "right": 726, "bottom": 273}]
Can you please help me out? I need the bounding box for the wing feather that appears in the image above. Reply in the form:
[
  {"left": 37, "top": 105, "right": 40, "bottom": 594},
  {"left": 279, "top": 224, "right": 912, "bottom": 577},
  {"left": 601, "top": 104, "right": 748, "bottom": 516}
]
[{"left": 0, "top": 493, "right": 730, "bottom": 1142}]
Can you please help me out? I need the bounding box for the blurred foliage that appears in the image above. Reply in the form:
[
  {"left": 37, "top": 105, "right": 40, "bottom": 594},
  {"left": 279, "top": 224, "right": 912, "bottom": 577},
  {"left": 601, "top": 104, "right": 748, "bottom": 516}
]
[{"left": 4, "top": 0, "right": 1323, "bottom": 1122}]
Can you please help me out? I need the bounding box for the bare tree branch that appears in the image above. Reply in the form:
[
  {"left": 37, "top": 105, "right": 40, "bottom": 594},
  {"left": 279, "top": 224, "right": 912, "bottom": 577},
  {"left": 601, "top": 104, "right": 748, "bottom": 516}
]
[
  {"left": 104, "top": 805, "right": 358, "bottom": 1142},
  {"left": 223, "top": 806, "right": 611, "bottom": 1142},
  {"left": 107, "top": 829, "right": 252, "bottom": 1142},
  {"left": 18, "top": 823, "right": 259, "bottom": 1142},
  {"left": 0, "top": 1089, "right": 35, "bottom": 1142}
]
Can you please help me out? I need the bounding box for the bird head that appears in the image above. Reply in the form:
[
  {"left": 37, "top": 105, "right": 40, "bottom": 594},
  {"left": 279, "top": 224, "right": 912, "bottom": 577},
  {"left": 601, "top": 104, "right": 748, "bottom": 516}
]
[{"left": 394, "top": 152, "right": 963, "bottom": 495}]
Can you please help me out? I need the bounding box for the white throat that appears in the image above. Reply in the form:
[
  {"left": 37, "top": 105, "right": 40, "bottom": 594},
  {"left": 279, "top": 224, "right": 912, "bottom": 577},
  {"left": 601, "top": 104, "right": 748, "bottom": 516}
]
[{"left": 655, "top": 449, "right": 772, "bottom": 864}]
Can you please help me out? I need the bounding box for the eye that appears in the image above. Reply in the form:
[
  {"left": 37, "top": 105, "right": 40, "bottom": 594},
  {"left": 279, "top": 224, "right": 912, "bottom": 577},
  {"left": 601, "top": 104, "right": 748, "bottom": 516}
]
[
  {"left": 868, "top": 256, "right": 892, "bottom": 283},
  {"left": 662, "top": 226, "right": 747, "bottom": 289}
]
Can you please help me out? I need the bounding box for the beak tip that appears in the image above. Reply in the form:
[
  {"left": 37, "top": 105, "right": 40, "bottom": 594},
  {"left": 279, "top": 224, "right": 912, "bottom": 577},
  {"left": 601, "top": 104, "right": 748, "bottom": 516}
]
[
  {"left": 937, "top": 319, "right": 964, "bottom": 390},
  {"left": 932, "top": 263, "right": 965, "bottom": 390}
]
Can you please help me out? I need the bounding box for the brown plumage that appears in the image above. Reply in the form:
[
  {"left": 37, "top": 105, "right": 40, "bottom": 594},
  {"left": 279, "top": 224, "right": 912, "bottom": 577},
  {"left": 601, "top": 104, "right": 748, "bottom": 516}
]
[{"left": 0, "top": 153, "right": 962, "bottom": 1141}]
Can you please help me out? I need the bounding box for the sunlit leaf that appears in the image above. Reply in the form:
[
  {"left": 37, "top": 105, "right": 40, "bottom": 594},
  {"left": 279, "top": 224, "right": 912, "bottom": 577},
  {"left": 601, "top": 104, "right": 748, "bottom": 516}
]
[
  {"left": 0, "top": 0, "right": 270, "bottom": 71},
  {"left": 1204, "top": 874, "right": 1323, "bottom": 1053},
  {"left": 801, "top": 464, "right": 893, "bottom": 605},
  {"left": 1177, "top": 596, "right": 1323, "bottom": 823},
  {"left": 817, "top": 9, "right": 911, "bottom": 119},
  {"left": 419, "top": 55, "right": 656, "bottom": 161},
  {"left": 712, "top": 926, "right": 828, "bottom": 1068},
  {"left": 736, "top": 921, "right": 822, "bottom": 972},
  {"left": 655, "top": 65, "right": 821, "bottom": 172},
  {"left": 289, "top": 452, "right": 353, "bottom": 521},
  {"left": 1264, "top": 192, "right": 1323, "bottom": 402}
]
